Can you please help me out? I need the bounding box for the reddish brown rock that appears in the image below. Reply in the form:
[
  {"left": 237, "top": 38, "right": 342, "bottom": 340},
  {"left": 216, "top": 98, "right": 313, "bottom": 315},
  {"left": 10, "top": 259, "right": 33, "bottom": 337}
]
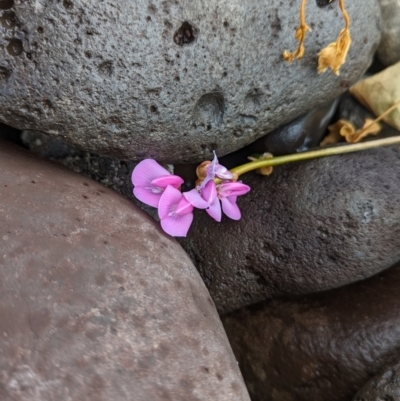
[
  {"left": 0, "top": 141, "right": 250, "bottom": 401},
  {"left": 222, "top": 262, "right": 400, "bottom": 401}
]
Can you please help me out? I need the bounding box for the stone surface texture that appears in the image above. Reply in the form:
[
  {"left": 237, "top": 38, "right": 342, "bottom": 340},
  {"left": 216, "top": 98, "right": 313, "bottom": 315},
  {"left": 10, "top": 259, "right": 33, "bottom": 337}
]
[
  {"left": 223, "top": 262, "right": 400, "bottom": 401},
  {"left": 179, "top": 145, "right": 400, "bottom": 313},
  {"left": 0, "top": 0, "right": 381, "bottom": 162},
  {"left": 377, "top": 0, "right": 400, "bottom": 66},
  {"left": 0, "top": 141, "right": 250, "bottom": 401},
  {"left": 353, "top": 360, "right": 400, "bottom": 401}
]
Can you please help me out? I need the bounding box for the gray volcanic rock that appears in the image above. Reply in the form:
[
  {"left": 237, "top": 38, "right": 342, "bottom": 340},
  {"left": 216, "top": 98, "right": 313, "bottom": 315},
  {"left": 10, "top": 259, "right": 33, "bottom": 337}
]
[
  {"left": 377, "top": 0, "right": 400, "bottom": 66},
  {"left": 223, "top": 262, "right": 400, "bottom": 401},
  {"left": 0, "top": 141, "right": 250, "bottom": 401},
  {"left": 0, "top": 0, "right": 380, "bottom": 162},
  {"left": 353, "top": 360, "right": 400, "bottom": 401},
  {"left": 179, "top": 145, "right": 400, "bottom": 313}
]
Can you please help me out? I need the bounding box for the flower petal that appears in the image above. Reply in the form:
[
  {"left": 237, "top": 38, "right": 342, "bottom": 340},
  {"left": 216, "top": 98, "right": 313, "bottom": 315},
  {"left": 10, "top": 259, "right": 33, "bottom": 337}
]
[
  {"left": 202, "top": 180, "right": 218, "bottom": 204},
  {"left": 221, "top": 197, "right": 241, "bottom": 220},
  {"left": 218, "top": 182, "right": 251, "bottom": 198},
  {"left": 151, "top": 175, "right": 184, "bottom": 189},
  {"left": 206, "top": 151, "right": 219, "bottom": 177},
  {"left": 158, "top": 186, "right": 183, "bottom": 220},
  {"left": 132, "top": 159, "right": 171, "bottom": 187},
  {"left": 206, "top": 197, "right": 222, "bottom": 222},
  {"left": 161, "top": 213, "right": 194, "bottom": 237},
  {"left": 175, "top": 197, "right": 194, "bottom": 215},
  {"left": 133, "top": 186, "right": 162, "bottom": 208},
  {"left": 183, "top": 189, "right": 210, "bottom": 209},
  {"left": 215, "top": 165, "right": 234, "bottom": 180}
]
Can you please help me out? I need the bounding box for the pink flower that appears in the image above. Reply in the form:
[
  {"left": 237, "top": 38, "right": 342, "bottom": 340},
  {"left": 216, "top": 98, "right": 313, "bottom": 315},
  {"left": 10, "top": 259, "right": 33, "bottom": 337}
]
[
  {"left": 158, "top": 186, "right": 194, "bottom": 237},
  {"left": 132, "top": 159, "right": 184, "bottom": 208},
  {"left": 218, "top": 182, "right": 250, "bottom": 220},
  {"left": 198, "top": 152, "right": 234, "bottom": 190},
  {"left": 184, "top": 180, "right": 250, "bottom": 222}
]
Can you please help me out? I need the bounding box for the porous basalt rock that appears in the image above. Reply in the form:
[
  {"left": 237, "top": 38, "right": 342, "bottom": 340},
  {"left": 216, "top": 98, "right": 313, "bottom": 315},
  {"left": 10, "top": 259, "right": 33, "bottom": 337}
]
[
  {"left": 0, "top": 0, "right": 380, "bottom": 162},
  {"left": 223, "top": 262, "right": 400, "bottom": 401},
  {"left": 0, "top": 141, "right": 250, "bottom": 401},
  {"left": 179, "top": 145, "right": 400, "bottom": 313}
]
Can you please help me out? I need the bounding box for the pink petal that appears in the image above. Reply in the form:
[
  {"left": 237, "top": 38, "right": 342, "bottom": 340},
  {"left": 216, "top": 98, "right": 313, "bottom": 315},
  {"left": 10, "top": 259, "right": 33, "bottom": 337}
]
[
  {"left": 218, "top": 182, "right": 251, "bottom": 198},
  {"left": 206, "top": 151, "right": 219, "bottom": 177},
  {"left": 206, "top": 197, "right": 222, "bottom": 222},
  {"left": 175, "top": 197, "right": 194, "bottom": 215},
  {"left": 133, "top": 186, "right": 162, "bottom": 208},
  {"left": 161, "top": 213, "right": 194, "bottom": 237},
  {"left": 132, "top": 159, "right": 171, "bottom": 187},
  {"left": 151, "top": 175, "right": 183, "bottom": 189},
  {"left": 183, "top": 189, "right": 210, "bottom": 209},
  {"left": 202, "top": 180, "right": 218, "bottom": 204},
  {"left": 215, "top": 165, "right": 234, "bottom": 180},
  {"left": 158, "top": 186, "right": 183, "bottom": 220},
  {"left": 221, "top": 197, "right": 241, "bottom": 220},
  {"left": 199, "top": 152, "right": 219, "bottom": 190}
]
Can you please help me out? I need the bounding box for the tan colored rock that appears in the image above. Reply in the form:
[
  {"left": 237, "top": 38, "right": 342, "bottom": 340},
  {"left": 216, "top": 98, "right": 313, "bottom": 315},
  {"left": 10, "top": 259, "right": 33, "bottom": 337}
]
[{"left": 0, "top": 141, "right": 250, "bottom": 401}]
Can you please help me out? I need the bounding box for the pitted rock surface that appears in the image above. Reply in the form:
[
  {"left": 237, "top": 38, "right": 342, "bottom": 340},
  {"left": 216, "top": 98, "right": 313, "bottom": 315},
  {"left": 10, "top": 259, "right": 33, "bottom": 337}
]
[
  {"left": 179, "top": 145, "right": 400, "bottom": 313},
  {"left": 222, "top": 262, "right": 400, "bottom": 401},
  {"left": 353, "top": 360, "right": 400, "bottom": 401},
  {"left": 0, "top": 141, "right": 250, "bottom": 401},
  {"left": 0, "top": 0, "right": 380, "bottom": 162}
]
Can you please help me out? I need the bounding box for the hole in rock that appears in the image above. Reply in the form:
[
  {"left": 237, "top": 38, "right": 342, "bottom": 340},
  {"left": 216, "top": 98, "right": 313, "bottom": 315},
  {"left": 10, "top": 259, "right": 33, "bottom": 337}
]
[
  {"left": 316, "top": 0, "right": 335, "bottom": 7},
  {"left": 0, "top": 11, "right": 17, "bottom": 29},
  {"left": 63, "top": 0, "right": 73, "bottom": 9},
  {"left": 193, "top": 92, "right": 225, "bottom": 127},
  {"left": 173, "top": 21, "right": 195, "bottom": 46},
  {"left": 0, "top": 66, "right": 11, "bottom": 80},
  {"left": 6, "top": 38, "right": 23, "bottom": 56},
  {"left": 0, "top": 0, "right": 14, "bottom": 10}
]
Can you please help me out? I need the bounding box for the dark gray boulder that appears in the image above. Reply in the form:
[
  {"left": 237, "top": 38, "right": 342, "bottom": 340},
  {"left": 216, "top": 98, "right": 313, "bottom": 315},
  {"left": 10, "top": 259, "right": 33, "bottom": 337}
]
[
  {"left": 223, "top": 262, "right": 400, "bottom": 401},
  {"left": 0, "top": 0, "right": 380, "bottom": 162},
  {"left": 353, "top": 360, "right": 400, "bottom": 401},
  {"left": 180, "top": 145, "right": 400, "bottom": 313}
]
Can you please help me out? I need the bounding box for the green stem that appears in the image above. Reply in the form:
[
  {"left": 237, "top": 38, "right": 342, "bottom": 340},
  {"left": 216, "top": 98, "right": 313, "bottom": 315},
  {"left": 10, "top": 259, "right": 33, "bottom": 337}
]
[{"left": 230, "top": 136, "right": 400, "bottom": 177}]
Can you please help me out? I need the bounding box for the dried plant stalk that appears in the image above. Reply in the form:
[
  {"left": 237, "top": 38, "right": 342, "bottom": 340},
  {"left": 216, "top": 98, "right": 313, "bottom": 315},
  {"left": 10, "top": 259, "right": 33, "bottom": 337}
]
[{"left": 283, "top": 0, "right": 310, "bottom": 62}]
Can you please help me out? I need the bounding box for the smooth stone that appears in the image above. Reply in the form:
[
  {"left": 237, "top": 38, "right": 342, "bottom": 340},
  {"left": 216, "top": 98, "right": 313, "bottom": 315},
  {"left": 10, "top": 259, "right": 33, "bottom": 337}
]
[
  {"left": 377, "top": 0, "right": 400, "bottom": 66},
  {"left": 222, "top": 262, "right": 400, "bottom": 401},
  {"left": 0, "top": 0, "right": 380, "bottom": 162},
  {"left": 353, "top": 360, "right": 400, "bottom": 401},
  {"left": 0, "top": 141, "right": 250, "bottom": 401},
  {"left": 179, "top": 145, "right": 400, "bottom": 313}
]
